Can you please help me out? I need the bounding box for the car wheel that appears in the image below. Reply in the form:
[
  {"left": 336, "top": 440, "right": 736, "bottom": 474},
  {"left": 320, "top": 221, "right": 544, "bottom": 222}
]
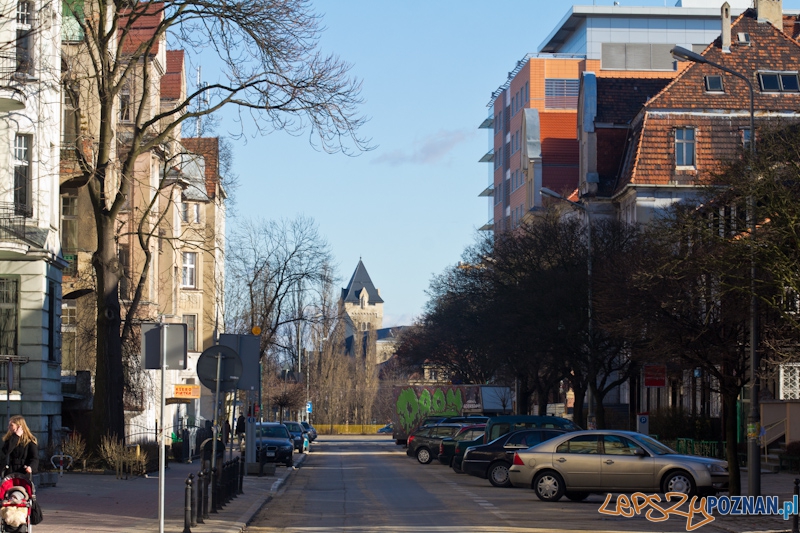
[
  {"left": 451, "top": 458, "right": 463, "bottom": 474},
  {"left": 416, "top": 447, "right": 432, "bottom": 464},
  {"left": 285, "top": 458, "right": 293, "bottom": 467},
  {"left": 533, "top": 470, "right": 565, "bottom": 502},
  {"left": 565, "top": 491, "right": 590, "bottom": 502},
  {"left": 488, "top": 461, "right": 512, "bottom": 488},
  {"left": 662, "top": 470, "right": 696, "bottom": 497}
]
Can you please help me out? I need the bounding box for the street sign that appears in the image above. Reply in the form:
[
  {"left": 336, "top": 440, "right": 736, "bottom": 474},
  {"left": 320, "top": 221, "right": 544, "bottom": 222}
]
[
  {"left": 196, "top": 345, "right": 242, "bottom": 392},
  {"left": 306, "top": 401, "right": 312, "bottom": 413},
  {"left": 141, "top": 323, "right": 187, "bottom": 370},
  {"left": 219, "top": 334, "right": 260, "bottom": 390},
  {"left": 643, "top": 364, "right": 667, "bottom": 388},
  {"left": 174, "top": 384, "right": 201, "bottom": 399}
]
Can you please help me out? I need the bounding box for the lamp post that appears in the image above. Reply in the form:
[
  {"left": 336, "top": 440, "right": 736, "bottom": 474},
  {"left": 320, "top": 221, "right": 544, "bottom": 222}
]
[
  {"left": 540, "top": 187, "right": 595, "bottom": 430},
  {"left": 672, "top": 46, "right": 759, "bottom": 496}
]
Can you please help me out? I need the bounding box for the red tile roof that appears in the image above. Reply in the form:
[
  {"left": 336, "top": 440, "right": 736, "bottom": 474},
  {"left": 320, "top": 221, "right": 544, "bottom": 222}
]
[
  {"left": 181, "top": 138, "right": 220, "bottom": 199},
  {"left": 615, "top": 10, "right": 800, "bottom": 194},
  {"left": 118, "top": 2, "right": 165, "bottom": 55},
  {"left": 160, "top": 50, "right": 184, "bottom": 100}
]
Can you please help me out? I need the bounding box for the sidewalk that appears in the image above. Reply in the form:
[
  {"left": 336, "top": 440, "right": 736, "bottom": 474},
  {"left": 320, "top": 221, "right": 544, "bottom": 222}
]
[{"left": 32, "top": 452, "right": 304, "bottom": 533}]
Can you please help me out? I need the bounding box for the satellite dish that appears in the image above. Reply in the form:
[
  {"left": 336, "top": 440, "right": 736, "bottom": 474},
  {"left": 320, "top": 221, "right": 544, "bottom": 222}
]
[{"left": 197, "top": 345, "right": 242, "bottom": 392}]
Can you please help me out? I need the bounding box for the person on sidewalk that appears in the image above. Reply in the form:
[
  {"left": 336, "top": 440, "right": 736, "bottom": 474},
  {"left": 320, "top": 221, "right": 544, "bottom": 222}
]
[
  {"left": 236, "top": 415, "right": 245, "bottom": 447},
  {"left": 1, "top": 415, "right": 38, "bottom": 477}
]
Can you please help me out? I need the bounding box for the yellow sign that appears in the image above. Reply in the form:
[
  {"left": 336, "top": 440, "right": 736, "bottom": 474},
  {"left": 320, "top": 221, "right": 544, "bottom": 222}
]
[
  {"left": 173, "top": 384, "right": 201, "bottom": 399},
  {"left": 251, "top": 326, "right": 262, "bottom": 336}
]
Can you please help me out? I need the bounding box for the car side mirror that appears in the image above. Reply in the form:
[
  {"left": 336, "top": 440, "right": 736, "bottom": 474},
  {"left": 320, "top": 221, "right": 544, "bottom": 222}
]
[{"left": 633, "top": 448, "right": 647, "bottom": 457}]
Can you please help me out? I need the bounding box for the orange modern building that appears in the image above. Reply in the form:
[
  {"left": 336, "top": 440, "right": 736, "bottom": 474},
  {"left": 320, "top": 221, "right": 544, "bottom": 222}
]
[{"left": 480, "top": 0, "right": 755, "bottom": 233}]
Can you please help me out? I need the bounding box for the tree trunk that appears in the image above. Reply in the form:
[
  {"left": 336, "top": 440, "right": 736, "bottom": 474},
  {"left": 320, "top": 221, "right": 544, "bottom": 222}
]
[
  {"left": 89, "top": 213, "right": 126, "bottom": 449},
  {"left": 594, "top": 387, "right": 607, "bottom": 429},
  {"left": 572, "top": 385, "right": 586, "bottom": 429}
]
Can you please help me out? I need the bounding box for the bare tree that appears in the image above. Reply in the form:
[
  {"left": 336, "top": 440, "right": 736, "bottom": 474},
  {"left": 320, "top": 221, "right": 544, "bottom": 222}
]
[{"left": 60, "top": 0, "right": 369, "bottom": 443}]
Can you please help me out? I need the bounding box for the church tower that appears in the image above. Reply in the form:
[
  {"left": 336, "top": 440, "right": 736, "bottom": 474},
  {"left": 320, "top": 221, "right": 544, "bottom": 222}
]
[{"left": 340, "top": 259, "right": 384, "bottom": 333}]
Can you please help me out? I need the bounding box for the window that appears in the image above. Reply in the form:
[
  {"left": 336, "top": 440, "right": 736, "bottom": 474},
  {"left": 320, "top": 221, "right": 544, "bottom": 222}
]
[
  {"left": 15, "top": 1, "right": 33, "bottom": 76},
  {"left": 183, "top": 314, "right": 197, "bottom": 351},
  {"left": 118, "top": 244, "right": 130, "bottom": 299},
  {"left": 13, "top": 134, "right": 32, "bottom": 217},
  {"left": 0, "top": 279, "right": 18, "bottom": 359},
  {"left": 182, "top": 252, "right": 197, "bottom": 288},
  {"left": 758, "top": 72, "right": 800, "bottom": 93},
  {"left": 61, "top": 194, "right": 78, "bottom": 277},
  {"left": 704, "top": 75, "right": 723, "bottom": 92},
  {"left": 62, "top": 301, "right": 77, "bottom": 371},
  {"left": 675, "top": 128, "right": 695, "bottom": 167},
  {"left": 742, "top": 128, "right": 752, "bottom": 151},
  {"left": 63, "top": 82, "right": 80, "bottom": 147},
  {"left": 603, "top": 435, "right": 643, "bottom": 456},
  {"left": 181, "top": 202, "right": 189, "bottom": 223},
  {"left": 119, "top": 81, "right": 132, "bottom": 122},
  {"left": 545, "top": 79, "right": 579, "bottom": 109},
  {"left": 556, "top": 435, "right": 599, "bottom": 454},
  {"left": 601, "top": 43, "right": 674, "bottom": 71}
]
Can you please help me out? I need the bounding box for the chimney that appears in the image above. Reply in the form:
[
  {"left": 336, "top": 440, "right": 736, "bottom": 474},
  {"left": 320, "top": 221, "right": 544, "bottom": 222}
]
[
  {"left": 721, "top": 2, "right": 731, "bottom": 52},
  {"left": 755, "top": 0, "right": 783, "bottom": 29}
]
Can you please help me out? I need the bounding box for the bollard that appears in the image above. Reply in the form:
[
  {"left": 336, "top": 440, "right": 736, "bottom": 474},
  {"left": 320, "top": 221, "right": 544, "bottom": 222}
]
[
  {"left": 182, "top": 475, "right": 192, "bottom": 533},
  {"left": 238, "top": 455, "right": 244, "bottom": 495},
  {"left": 194, "top": 470, "right": 203, "bottom": 525},
  {"left": 793, "top": 478, "right": 799, "bottom": 533},
  {"left": 210, "top": 467, "right": 218, "bottom": 513},
  {"left": 202, "top": 469, "right": 210, "bottom": 520}
]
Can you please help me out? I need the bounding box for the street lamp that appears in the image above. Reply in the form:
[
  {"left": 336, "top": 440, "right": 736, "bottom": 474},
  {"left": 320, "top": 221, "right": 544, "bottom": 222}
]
[
  {"left": 540, "top": 187, "right": 595, "bottom": 430},
  {"left": 672, "top": 46, "right": 759, "bottom": 496}
]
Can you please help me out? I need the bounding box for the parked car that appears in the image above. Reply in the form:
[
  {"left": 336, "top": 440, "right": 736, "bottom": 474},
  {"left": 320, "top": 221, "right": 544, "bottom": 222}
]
[
  {"left": 438, "top": 425, "right": 485, "bottom": 467},
  {"left": 451, "top": 433, "right": 486, "bottom": 473},
  {"left": 283, "top": 421, "right": 310, "bottom": 453},
  {"left": 377, "top": 423, "right": 393, "bottom": 434},
  {"left": 406, "top": 423, "right": 465, "bottom": 464},
  {"left": 301, "top": 421, "right": 318, "bottom": 441},
  {"left": 508, "top": 430, "right": 729, "bottom": 501},
  {"left": 483, "top": 415, "right": 580, "bottom": 444},
  {"left": 462, "top": 428, "right": 566, "bottom": 487},
  {"left": 248, "top": 422, "right": 294, "bottom": 467}
]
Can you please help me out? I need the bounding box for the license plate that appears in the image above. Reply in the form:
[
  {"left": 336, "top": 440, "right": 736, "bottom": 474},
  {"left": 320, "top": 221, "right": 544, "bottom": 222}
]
[{"left": 266, "top": 451, "right": 275, "bottom": 457}]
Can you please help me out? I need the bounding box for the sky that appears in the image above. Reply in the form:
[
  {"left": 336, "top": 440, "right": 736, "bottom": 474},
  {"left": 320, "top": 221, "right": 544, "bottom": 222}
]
[{"left": 218, "top": 0, "right": 800, "bottom": 328}]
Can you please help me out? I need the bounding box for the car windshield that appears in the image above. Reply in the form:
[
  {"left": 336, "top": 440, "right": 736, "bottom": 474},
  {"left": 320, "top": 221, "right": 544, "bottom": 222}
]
[
  {"left": 634, "top": 434, "right": 678, "bottom": 455},
  {"left": 258, "top": 426, "right": 289, "bottom": 438},
  {"left": 285, "top": 423, "right": 301, "bottom": 432}
]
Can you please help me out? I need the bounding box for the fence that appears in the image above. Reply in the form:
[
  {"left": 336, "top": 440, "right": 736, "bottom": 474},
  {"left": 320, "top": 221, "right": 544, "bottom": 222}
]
[{"left": 317, "top": 424, "right": 384, "bottom": 435}]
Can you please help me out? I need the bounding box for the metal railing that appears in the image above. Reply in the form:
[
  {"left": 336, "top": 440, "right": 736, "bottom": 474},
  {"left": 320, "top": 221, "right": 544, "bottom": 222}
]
[{"left": 0, "top": 202, "right": 43, "bottom": 247}]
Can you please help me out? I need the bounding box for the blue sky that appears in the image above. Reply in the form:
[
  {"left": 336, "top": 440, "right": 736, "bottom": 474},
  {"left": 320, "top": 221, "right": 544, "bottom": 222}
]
[{"left": 220, "top": 0, "right": 800, "bottom": 328}]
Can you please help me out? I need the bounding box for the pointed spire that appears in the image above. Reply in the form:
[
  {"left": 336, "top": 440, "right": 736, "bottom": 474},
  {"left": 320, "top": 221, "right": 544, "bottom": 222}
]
[{"left": 341, "top": 260, "right": 384, "bottom": 304}]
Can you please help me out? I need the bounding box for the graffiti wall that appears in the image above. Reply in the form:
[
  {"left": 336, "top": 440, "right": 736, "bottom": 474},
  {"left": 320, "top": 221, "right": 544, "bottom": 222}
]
[{"left": 393, "top": 385, "right": 466, "bottom": 439}]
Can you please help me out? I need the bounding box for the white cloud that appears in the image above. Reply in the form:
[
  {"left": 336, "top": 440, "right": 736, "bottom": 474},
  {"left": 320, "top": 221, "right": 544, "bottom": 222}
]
[{"left": 372, "top": 129, "right": 471, "bottom": 167}]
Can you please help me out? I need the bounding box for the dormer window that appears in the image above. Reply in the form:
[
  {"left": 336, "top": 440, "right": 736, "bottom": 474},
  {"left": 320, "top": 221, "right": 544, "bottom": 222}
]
[
  {"left": 704, "top": 75, "right": 723, "bottom": 92},
  {"left": 737, "top": 33, "right": 751, "bottom": 45},
  {"left": 758, "top": 72, "right": 800, "bottom": 93}
]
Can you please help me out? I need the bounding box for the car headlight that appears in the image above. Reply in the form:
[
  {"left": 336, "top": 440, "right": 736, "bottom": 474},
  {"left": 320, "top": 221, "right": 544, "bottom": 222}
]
[
  {"left": 281, "top": 445, "right": 292, "bottom": 451},
  {"left": 706, "top": 463, "right": 728, "bottom": 474}
]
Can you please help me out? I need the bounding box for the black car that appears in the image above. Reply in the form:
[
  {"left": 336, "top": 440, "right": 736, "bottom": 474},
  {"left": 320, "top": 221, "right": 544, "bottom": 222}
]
[
  {"left": 251, "top": 422, "right": 294, "bottom": 467},
  {"left": 438, "top": 424, "right": 485, "bottom": 467},
  {"left": 283, "top": 421, "right": 310, "bottom": 452},
  {"left": 406, "top": 423, "right": 464, "bottom": 464},
  {"left": 301, "top": 421, "right": 317, "bottom": 441},
  {"left": 462, "top": 428, "right": 566, "bottom": 487}
]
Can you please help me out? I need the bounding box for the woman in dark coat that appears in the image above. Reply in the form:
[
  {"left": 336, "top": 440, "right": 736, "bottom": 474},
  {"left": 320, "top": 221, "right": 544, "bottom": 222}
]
[{"left": 2, "top": 415, "right": 38, "bottom": 476}]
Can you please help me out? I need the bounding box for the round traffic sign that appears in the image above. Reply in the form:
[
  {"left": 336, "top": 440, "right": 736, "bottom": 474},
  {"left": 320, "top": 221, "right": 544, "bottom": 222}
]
[{"left": 197, "top": 345, "right": 242, "bottom": 392}]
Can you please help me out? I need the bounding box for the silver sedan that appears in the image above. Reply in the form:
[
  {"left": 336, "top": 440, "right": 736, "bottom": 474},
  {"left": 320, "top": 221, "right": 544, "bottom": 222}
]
[{"left": 508, "top": 430, "right": 728, "bottom": 502}]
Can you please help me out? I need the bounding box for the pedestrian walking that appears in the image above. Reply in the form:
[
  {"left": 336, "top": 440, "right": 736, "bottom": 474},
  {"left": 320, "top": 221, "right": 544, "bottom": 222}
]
[
  {"left": 1, "top": 415, "right": 38, "bottom": 477},
  {"left": 236, "top": 414, "right": 245, "bottom": 446}
]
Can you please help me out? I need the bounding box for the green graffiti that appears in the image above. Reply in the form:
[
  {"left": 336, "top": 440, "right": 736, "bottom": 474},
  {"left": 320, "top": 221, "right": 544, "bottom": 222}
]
[
  {"left": 418, "top": 389, "right": 432, "bottom": 417},
  {"left": 395, "top": 386, "right": 467, "bottom": 433},
  {"left": 396, "top": 387, "right": 419, "bottom": 431},
  {"left": 446, "top": 388, "right": 463, "bottom": 413},
  {"left": 432, "top": 389, "right": 445, "bottom": 413}
]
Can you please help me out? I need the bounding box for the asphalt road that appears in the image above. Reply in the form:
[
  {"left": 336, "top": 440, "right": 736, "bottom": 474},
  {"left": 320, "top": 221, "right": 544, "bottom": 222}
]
[{"left": 246, "top": 434, "right": 795, "bottom": 533}]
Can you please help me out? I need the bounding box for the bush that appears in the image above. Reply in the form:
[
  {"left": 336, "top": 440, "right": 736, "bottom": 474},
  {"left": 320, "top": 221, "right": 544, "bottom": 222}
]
[
  {"left": 61, "top": 433, "right": 87, "bottom": 469},
  {"left": 785, "top": 441, "right": 800, "bottom": 456},
  {"left": 97, "top": 435, "right": 150, "bottom": 475},
  {"left": 648, "top": 408, "right": 716, "bottom": 441}
]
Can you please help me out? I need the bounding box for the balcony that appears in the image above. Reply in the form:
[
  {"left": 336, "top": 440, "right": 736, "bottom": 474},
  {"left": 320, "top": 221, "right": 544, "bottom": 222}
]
[
  {"left": 0, "top": 53, "right": 28, "bottom": 112},
  {"left": 0, "top": 202, "right": 47, "bottom": 248}
]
